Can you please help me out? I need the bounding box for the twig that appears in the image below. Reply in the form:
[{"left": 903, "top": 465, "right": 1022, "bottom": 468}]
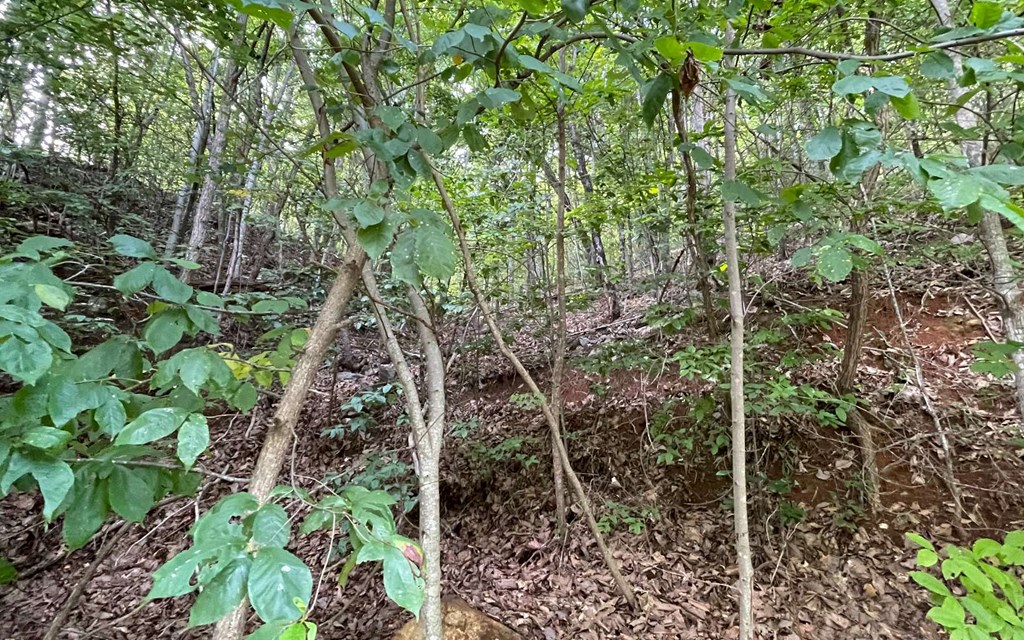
[{"left": 43, "top": 522, "right": 128, "bottom": 640}]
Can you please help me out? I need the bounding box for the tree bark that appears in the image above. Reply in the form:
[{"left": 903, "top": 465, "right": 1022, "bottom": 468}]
[
  {"left": 181, "top": 16, "right": 247, "bottom": 283},
  {"left": 722, "top": 38, "right": 754, "bottom": 640}
]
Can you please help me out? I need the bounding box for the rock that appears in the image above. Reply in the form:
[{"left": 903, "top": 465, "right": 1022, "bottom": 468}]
[{"left": 391, "top": 598, "right": 524, "bottom": 640}]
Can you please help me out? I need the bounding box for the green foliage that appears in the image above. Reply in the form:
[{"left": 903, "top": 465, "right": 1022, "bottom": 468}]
[
  {"left": 908, "top": 531, "right": 1024, "bottom": 639},
  {"left": 322, "top": 383, "right": 402, "bottom": 438},
  {"left": 597, "top": 500, "right": 660, "bottom": 535}
]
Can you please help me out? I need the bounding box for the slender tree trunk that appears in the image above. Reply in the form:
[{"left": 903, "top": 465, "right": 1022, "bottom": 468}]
[
  {"left": 671, "top": 85, "right": 718, "bottom": 338},
  {"left": 568, "top": 122, "right": 620, "bottom": 319},
  {"left": 181, "top": 16, "right": 247, "bottom": 283},
  {"left": 549, "top": 82, "right": 569, "bottom": 538},
  {"left": 27, "top": 71, "right": 50, "bottom": 150},
  {"left": 723, "top": 42, "right": 754, "bottom": 640},
  {"left": 836, "top": 12, "right": 883, "bottom": 510},
  {"left": 432, "top": 164, "right": 638, "bottom": 610},
  {"left": 165, "top": 55, "right": 219, "bottom": 258}
]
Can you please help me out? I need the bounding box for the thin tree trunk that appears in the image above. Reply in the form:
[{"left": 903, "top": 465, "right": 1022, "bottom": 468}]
[
  {"left": 181, "top": 16, "right": 247, "bottom": 283},
  {"left": 432, "top": 164, "right": 638, "bottom": 610},
  {"left": 836, "top": 12, "right": 883, "bottom": 510},
  {"left": 165, "top": 55, "right": 219, "bottom": 258},
  {"left": 723, "top": 41, "right": 754, "bottom": 640},
  {"left": 670, "top": 85, "right": 718, "bottom": 338},
  {"left": 549, "top": 80, "right": 569, "bottom": 539}
]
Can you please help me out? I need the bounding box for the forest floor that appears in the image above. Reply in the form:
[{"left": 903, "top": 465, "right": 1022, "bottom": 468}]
[{"left": 2, "top": 261, "right": 1024, "bottom": 639}]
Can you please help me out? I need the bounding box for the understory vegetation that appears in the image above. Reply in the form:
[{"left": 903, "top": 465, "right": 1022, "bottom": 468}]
[{"left": 3, "top": 0, "right": 1024, "bottom": 639}]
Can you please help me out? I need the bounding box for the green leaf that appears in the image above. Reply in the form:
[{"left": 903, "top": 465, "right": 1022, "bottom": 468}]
[
  {"left": 356, "top": 219, "right": 394, "bottom": 261},
  {"left": 831, "top": 75, "right": 874, "bottom": 95},
  {"left": 415, "top": 127, "right": 443, "bottom": 156},
  {"left": 927, "top": 596, "right": 965, "bottom": 629},
  {"left": 177, "top": 414, "right": 209, "bottom": 469},
  {"left": 722, "top": 180, "right": 761, "bottom": 205},
  {"left": 252, "top": 504, "right": 290, "bottom": 549},
  {"left": 248, "top": 548, "right": 312, "bottom": 624},
  {"left": 725, "top": 81, "right": 767, "bottom": 107},
  {"left": 891, "top": 93, "right": 921, "bottom": 120},
  {"left": 16, "top": 236, "right": 72, "bottom": 260},
  {"left": 912, "top": 570, "right": 954, "bottom": 598},
  {"left": 0, "top": 557, "right": 16, "bottom": 585},
  {"left": 62, "top": 477, "right": 108, "bottom": 549},
  {"left": 806, "top": 127, "right": 843, "bottom": 161},
  {"left": 110, "top": 234, "right": 156, "bottom": 259},
  {"left": 148, "top": 547, "right": 205, "bottom": 599},
  {"left": 115, "top": 407, "right": 189, "bottom": 445},
  {"left": 108, "top": 466, "right": 154, "bottom": 522},
  {"left": 33, "top": 284, "right": 69, "bottom": 311},
  {"left": 972, "top": 164, "right": 1024, "bottom": 186},
  {"left": 192, "top": 493, "right": 260, "bottom": 547},
  {"left": 479, "top": 88, "right": 521, "bottom": 110},
  {"left": 96, "top": 396, "right": 127, "bottom": 436},
  {"left": 654, "top": 36, "right": 686, "bottom": 63},
  {"left": 921, "top": 52, "right": 956, "bottom": 80},
  {"left": 152, "top": 267, "right": 194, "bottom": 304},
  {"left": 928, "top": 174, "right": 983, "bottom": 210},
  {"left": 144, "top": 309, "right": 188, "bottom": 354},
  {"left": 818, "top": 246, "right": 853, "bottom": 282},
  {"left": 0, "top": 453, "right": 74, "bottom": 521},
  {"left": 279, "top": 622, "right": 317, "bottom": 640},
  {"left": 353, "top": 201, "right": 386, "bottom": 228},
  {"left": 0, "top": 336, "right": 52, "bottom": 385},
  {"left": 22, "top": 426, "right": 72, "bottom": 451},
  {"left": 686, "top": 41, "right": 722, "bottom": 63},
  {"left": 391, "top": 231, "right": 419, "bottom": 286},
  {"left": 415, "top": 225, "right": 457, "bottom": 281},
  {"left": 918, "top": 549, "right": 940, "bottom": 567},
  {"left": 48, "top": 380, "right": 96, "bottom": 427},
  {"left": 906, "top": 532, "right": 935, "bottom": 552},
  {"left": 232, "top": 382, "right": 258, "bottom": 413},
  {"left": 516, "top": 0, "right": 547, "bottom": 14},
  {"left": 641, "top": 74, "right": 673, "bottom": 128},
  {"left": 963, "top": 595, "right": 1004, "bottom": 633},
  {"left": 972, "top": 538, "right": 1003, "bottom": 559},
  {"left": 970, "top": 1, "right": 1004, "bottom": 28},
  {"left": 113, "top": 262, "right": 156, "bottom": 296},
  {"left": 560, "top": 0, "right": 587, "bottom": 22},
  {"left": 189, "top": 557, "right": 252, "bottom": 627},
  {"left": 382, "top": 545, "right": 424, "bottom": 616}
]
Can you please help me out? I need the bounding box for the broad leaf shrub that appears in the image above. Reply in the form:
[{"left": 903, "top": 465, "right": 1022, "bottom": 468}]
[
  {"left": 0, "top": 235, "right": 425, "bottom": 636},
  {"left": 908, "top": 531, "right": 1024, "bottom": 639}
]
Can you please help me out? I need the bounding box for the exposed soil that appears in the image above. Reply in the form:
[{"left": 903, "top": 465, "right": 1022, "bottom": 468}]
[{"left": 2, "top": 275, "right": 1024, "bottom": 639}]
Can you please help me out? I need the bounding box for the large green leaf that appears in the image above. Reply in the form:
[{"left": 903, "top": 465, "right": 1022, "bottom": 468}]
[
  {"left": 0, "top": 336, "right": 51, "bottom": 385},
  {"left": 357, "top": 219, "right": 394, "bottom": 261},
  {"left": 62, "top": 476, "right": 109, "bottom": 549},
  {"left": 248, "top": 547, "right": 312, "bottom": 623},
  {"left": 382, "top": 545, "right": 424, "bottom": 616},
  {"left": 414, "top": 225, "right": 457, "bottom": 281},
  {"left": 152, "top": 267, "right": 194, "bottom": 304},
  {"left": 109, "top": 234, "right": 157, "bottom": 259},
  {"left": 817, "top": 246, "right": 853, "bottom": 282},
  {"left": 115, "top": 407, "right": 189, "bottom": 445},
  {"left": 21, "top": 426, "right": 72, "bottom": 451},
  {"left": 33, "top": 284, "right": 69, "bottom": 311},
  {"left": 391, "top": 231, "right": 420, "bottom": 286},
  {"left": 144, "top": 309, "right": 189, "bottom": 354},
  {"left": 928, "top": 174, "right": 983, "bottom": 210},
  {"left": 189, "top": 556, "right": 252, "bottom": 627},
  {"left": 970, "top": 1, "right": 1004, "bottom": 28},
  {"left": 108, "top": 465, "right": 155, "bottom": 522},
  {"left": 148, "top": 546, "right": 205, "bottom": 599},
  {"left": 16, "top": 236, "right": 72, "bottom": 260},
  {"left": 560, "top": 0, "right": 587, "bottom": 22},
  {"left": 251, "top": 504, "right": 290, "bottom": 549},
  {"left": 806, "top": 126, "right": 842, "bottom": 161},
  {"left": 177, "top": 414, "right": 209, "bottom": 469},
  {"left": 0, "top": 453, "right": 74, "bottom": 521},
  {"left": 641, "top": 73, "right": 673, "bottom": 128},
  {"left": 113, "top": 262, "right": 156, "bottom": 295}
]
